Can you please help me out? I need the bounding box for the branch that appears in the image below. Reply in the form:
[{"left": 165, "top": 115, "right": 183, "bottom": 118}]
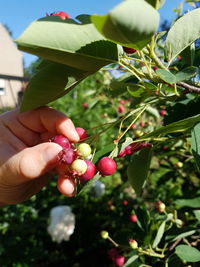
[{"left": 177, "top": 82, "right": 200, "bottom": 94}]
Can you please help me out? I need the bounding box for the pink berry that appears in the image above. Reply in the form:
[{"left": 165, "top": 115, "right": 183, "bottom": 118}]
[
  {"left": 117, "top": 105, "right": 125, "bottom": 113},
  {"left": 117, "top": 148, "right": 127, "bottom": 158},
  {"left": 61, "top": 148, "right": 76, "bottom": 165},
  {"left": 131, "top": 123, "right": 136, "bottom": 129},
  {"left": 76, "top": 127, "right": 87, "bottom": 140},
  {"left": 97, "top": 157, "right": 117, "bottom": 176},
  {"left": 48, "top": 11, "right": 70, "bottom": 20},
  {"left": 123, "top": 46, "right": 137, "bottom": 54},
  {"left": 130, "top": 214, "right": 137, "bottom": 223},
  {"left": 79, "top": 160, "right": 96, "bottom": 182},
  {"left": 119, "top": 99, "right": 126, "bottom": 105},
  {"left": 160, "top": 109, "right": 166, "bottom": 117},
  {"left": 114, "top": 255, "right": 125, "bottom": 266},
  {"left": 53, "top": 135, "right": 71, "bottom": 149}
]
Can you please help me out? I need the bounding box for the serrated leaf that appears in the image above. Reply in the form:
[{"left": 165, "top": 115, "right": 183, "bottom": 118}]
[
  {"left": 156, "top": 69, "right": 176, "bottom": 84},
  {"left": 20, "top": 60, "right": 92, "bottom": 112},
  {"left": 191, "top": 122, "right": 200, "bottom": 170},
  {"left": 127, "top": 146, "right": 153, "bottom": 195},
  {"left": 175, "top": 66, "right": 198, "bottom": 82},
  {"left": 175, "top": 245, "right": 200, "bottom": 262},
  {"left": 91, "top": 0, "right": 160, "bottom": 50},
  {"left": 166, "top": 8, "right": 200, "bottom": 64},
  {"left": 16, "top": 16, "right": 119, "bottom": 72}
]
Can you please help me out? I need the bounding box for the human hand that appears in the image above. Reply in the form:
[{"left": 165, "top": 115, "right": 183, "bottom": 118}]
[{"left": 0, "top": 106, "right": 79, "bottom": 205}]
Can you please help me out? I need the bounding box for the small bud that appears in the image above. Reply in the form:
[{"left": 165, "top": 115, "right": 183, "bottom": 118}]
[
  {"left": 175, "top": 161, "right": 183, "bottom": 168},
  {"left": 129, "top": 239, "right": 138, "bottom": 249},
  {"left": 156, "top": 201, "right": 166, "bottom": 213},
  {"left": 101, "top": 230, "right": 109, "bottom": 239}
]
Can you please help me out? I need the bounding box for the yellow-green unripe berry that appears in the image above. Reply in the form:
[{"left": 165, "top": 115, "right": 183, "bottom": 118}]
[
  {"left": 134, "top": 130, "right": 144, "bottom": 137},
  {"left": 129, "top": 239, "right": 138, "bottom": 249},
  {"left": 175, "top": 161, "right": 183, "bottom": 168},
  {"left": 78, "top": 143, "right": 92, "bottom": 158},
  {"left": 71, "top": 159, "right": 87, "bottom": 175},
  {"left": 100, "top": 230, "right": 109, "bottom": 239}
]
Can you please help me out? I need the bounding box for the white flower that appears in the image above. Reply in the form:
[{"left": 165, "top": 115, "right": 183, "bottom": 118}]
[{"left": 47, "top": 206, "right": 75, "bottom": 243}]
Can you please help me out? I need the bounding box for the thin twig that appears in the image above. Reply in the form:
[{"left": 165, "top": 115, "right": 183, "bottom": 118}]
[{"left": 177, "top": 82, "right": 200, "bottom": 94}]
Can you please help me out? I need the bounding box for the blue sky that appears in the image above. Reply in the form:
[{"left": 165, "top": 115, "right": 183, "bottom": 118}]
[{"left": 0, "top": 0, "right": 191, "bottom": 67}]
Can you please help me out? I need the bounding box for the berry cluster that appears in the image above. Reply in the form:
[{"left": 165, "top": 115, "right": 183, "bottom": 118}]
[
  {"left": 52, "top": 128, "right": 117, "bottom": 197},
  {"left": 118, "top": 142, "right": 152, "bottom": 158}
]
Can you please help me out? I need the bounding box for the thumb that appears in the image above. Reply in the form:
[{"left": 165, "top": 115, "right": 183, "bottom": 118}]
[{"left": 7, "top": 142, "right": 62, "bottom": 184}]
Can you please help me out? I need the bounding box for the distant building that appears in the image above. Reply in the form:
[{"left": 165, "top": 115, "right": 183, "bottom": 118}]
[{"left": 0, "top": 23, "right": 27, "bottom": 109}]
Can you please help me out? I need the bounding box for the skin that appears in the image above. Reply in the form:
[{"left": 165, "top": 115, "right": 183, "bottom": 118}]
[{"left": 0, "top": 106, "right": 79, "bottom": 205}]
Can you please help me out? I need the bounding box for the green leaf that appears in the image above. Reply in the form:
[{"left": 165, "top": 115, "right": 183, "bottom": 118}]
[
  {"left": 191, "top": 122, "right": 200, "bottom": 170},
  {"left": 123, "top": 254, "right": 139, "bottom": 267},
  {"left": 175, "top": 245, "right": 200, "bottom": 262},
  {"left": 91, "top": 0, "right": 160, "bottom": 50},
  {"left": 146, "top": 106, "right": 160, "bottom": 118},
  {"left": 142, "top": 113, "right": 200, "bottom": 139},
  {"left": 174, "top": 197, "right": 200, "bottom": 208},
  {"left": 152, "top": 220, "right": 166, "bottom": 248},
  {"left": 166, "top": 8, "right": 200, "bottom": 64},
  {"left": 145, "top": 0, "right": 165, "bottom": 8},
  {"left": 119, "top": 137, "right": 133, "bottom": 154},
  {"left": 16, "top": 16, "right": 119, "bottom": 72},
  {"left": 93, "top": 143, "right": 115, "bottom": 164},
  {"left": 127, "top": 84, "right": 146, "bottom": 97},
  {"left": 155, "top": 69, "right": 176, "bottom": 84},
  {"left": 172, "top": 230, "right": 196, "bottom": 242},
  {"left": 127, "top": 146, "right": 153, "bottom": 195},
  {"left": 175, "top": 67, "right": 198, "bottom": 82},
  {"left": 193, "top": 210, "right": 200, "bottom": 222},
  {"left": 20, "top": 60, "right": 92, "bottom": 112}
]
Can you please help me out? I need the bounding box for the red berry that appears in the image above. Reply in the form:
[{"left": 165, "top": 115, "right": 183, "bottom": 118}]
[
  {"left": 131, "top": 123, "right": 136, "bottom": 129},
  {"left": 160, "top": 109, "right": 166, "bottom": 117},
  {"left": 97, "top": 157, "right": 117, "bottom": 176},
  {"left": 75, "top": 127, "right": 87, "bottom": 140},
  {"left": 79, "top": 160, "right": 96, "bottom": 182},
  {"left": 123, "top": 46, "right": 137, "bottom": 54},
  {"left": 61, "top": 148, "right": 76, "bottom": 165},
  {"left": 130, "top": 214, "right": 137, "bottom": 223},
  {"left": 152, "top": 66, "right": 158, "bottom": 71},
  {"left": 139, "top": 121, "right": 145, "bottom": 127},
  {"left": 49, "top": 11, "right": 70, "bottom": 20},
  {"left": 118, "top": 148, "right": 127, "bottom": 158},
  {"left": 114, "top": 255, "right": 125, "bottom": 266},
  {"left": 117, "top": 105, "right": 125, "bottom": 113},
  {"left": 123, "top": 200, "right": 128, "bottom": 206},
  {"left": 53, "top": 135, "right": 71, "bottom": 149},
  {"left": 82, "top": 103, "right": 88, "bottom": 109}
]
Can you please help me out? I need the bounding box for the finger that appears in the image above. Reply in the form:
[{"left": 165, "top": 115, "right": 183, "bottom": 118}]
[
  {"left": 18, "top": 107, "right": 80, "bottom": 142},
  {"left": 0, "top": 124, "right": 27, "bottom": 151},
  {"left": 1, "top": 112, "right": 40, "bottom": 147},
  {"left": 57, "top": 175, "right": 76, "bottom": 197},
  {"left": 2, "top": 142, "right": 62, "bottom": 185}
]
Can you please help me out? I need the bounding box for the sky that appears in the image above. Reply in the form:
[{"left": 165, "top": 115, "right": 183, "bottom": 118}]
[{"left": 0, "top": 0, "right": 192, "bottom": 67}]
